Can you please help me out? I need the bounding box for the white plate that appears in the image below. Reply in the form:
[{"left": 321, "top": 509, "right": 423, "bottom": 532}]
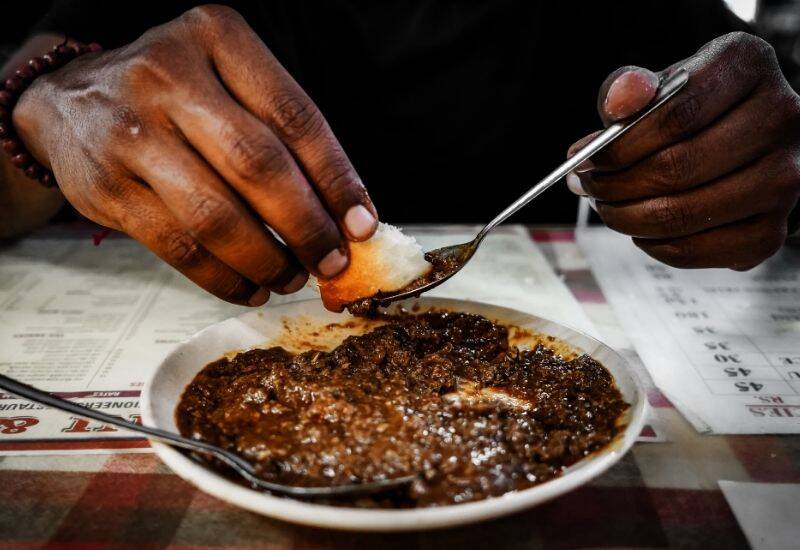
[{"left": 141, "top": 298, "right": 645, "bottom": 532}]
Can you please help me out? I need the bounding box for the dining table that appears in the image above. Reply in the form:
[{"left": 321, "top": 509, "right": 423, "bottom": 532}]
[{"left": 1, "top": 223, "right": 797, "bottom": 550}]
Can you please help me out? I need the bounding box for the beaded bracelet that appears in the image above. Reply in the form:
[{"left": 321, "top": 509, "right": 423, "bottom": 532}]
[{"left": 0, "top": 40, "right": 101, "bottom": 188}]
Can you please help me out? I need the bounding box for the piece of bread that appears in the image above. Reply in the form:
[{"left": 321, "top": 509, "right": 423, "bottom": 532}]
[{"left": 318, "top": 223, "right": 432, "bottom": 312}]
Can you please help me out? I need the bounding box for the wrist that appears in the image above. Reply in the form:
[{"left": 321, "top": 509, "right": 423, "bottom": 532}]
[
  {"left": 0, "top": 41, "right": 101, "bottom": 187},
  {"left": 12, "top": 78, "right": 55, "bottom": 168}
]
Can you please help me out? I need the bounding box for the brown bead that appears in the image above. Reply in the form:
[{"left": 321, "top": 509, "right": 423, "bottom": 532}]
[
  {"left": 28, "top": 57, "right": 45, "bottom": 73},
  {"left": 0, "top": 90, "right": 15, "bottom": 107},
  {"left": 14, "top": 65, "right": 36, "bottom": 80},
  {"left": 56, "top": 45, "right": 76, "bottom": 61},
  {"left": 24, "top": 164, "right": 43, "bottom": 180},
  {"left": 39, "top": 172, "right": 54, "bottom": 187},
  {"left": 4, "top": 77, "right": 23, "bottom": 93},
  {"left": 0, "top": 106, "right": 8, "bottom": 122},
  {"left": 11, "top": 153, "right": 31, "bottom": 168},
  {"left": 0, "top": 122, "right": 8, "bottom": 138},
  {"left": 1, "top": 138, "right": 19, "bottom": 155},
  {"left": 88, "top": 43, "right": 103, "bottom": 53},
  {"left": 15, "top": 66, "right": 35, "bottom": 82},
  {"left": 42, "top": 53, "right": 61, "bottom": 69}
]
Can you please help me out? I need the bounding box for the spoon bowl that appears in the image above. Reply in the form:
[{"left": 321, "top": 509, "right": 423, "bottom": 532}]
[{"left": 373, "top": 240, "right": 478, "bottom": 304}]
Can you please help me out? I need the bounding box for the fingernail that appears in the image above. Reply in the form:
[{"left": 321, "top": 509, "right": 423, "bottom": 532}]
[
  {"left": 344, "top": 204, "right": 377, "bottom": 240},
  {"left": 605, "top": 69, "right": 659, "bottom": 120},
  {"left": 318, "top": 248, "right": 348, "bottom": 278},
  {"left": 279, "top": 272, "right": 309, "bottom": 294},
  {"left": 248, "top": 287, "right": 270, "bottom": 306},
  {"left": 575, "top": 158, "right": 594, "bottom": 173},
  {"left": 566, "top": 173, "right": 586, "bottom": 195}
]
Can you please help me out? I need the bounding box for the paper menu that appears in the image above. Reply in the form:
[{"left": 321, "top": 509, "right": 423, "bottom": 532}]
[
  {"left": 0, "top": 225, "right": 596, "bottom": 452},
  {"left": 578, "top": 227, "right": 800, "bottom": 434},
  {"left": 719, "top": 481, "right": 800, "bottom": 550}
]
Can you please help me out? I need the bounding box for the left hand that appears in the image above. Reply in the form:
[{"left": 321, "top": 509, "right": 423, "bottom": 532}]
[{"left": 567, "top": 32, "right": 800, "bottom": 270}]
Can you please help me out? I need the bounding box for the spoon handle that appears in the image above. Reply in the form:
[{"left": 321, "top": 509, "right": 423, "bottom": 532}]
[
  {"left": 0, "top": 372, "right": 225, "bottom": 457},
  {"left": 476, "top": 68, "right": 690, "bottom": 242}
]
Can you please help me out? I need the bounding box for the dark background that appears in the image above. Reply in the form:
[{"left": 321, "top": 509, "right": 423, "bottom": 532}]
[{"left": 2, "top": 1, "right": 799, "bottom": 225}]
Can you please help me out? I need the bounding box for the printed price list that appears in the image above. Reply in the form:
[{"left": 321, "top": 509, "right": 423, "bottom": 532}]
[
  {"left": 580, "top": 228, "right": 800, "bottom": 433},
  {"left": 643, "top": 264, "right": 800, "bottom": 398}
]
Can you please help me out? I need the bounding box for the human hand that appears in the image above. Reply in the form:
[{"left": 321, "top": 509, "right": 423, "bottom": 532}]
[
  {"left": 13, "top": 5, "right": 378, "bottom": 305},
  {"left": 567, "top": 32, "right": 800, "bottom": 270}
]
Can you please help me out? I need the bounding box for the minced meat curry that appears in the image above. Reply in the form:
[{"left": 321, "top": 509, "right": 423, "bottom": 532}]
[{"left": 176, "top": 311, "right": 628, "bottom": 508}]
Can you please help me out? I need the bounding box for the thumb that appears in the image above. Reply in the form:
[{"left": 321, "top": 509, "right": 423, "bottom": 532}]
[{"left": 598, "top": 66, "right": 659, "bottom": 124}]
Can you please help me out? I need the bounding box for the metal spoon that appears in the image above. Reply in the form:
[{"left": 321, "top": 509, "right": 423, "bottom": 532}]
[
  {"left": 0, "top": 373, "right": 416, "bottom": 497},
  {"left": 374, "top": 68, "right": 690, "bottom": 306}
]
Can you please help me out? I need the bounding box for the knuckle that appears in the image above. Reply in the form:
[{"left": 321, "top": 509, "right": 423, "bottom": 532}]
[
  {"left": 728, "top": 32, "right": 774, "bottom": 61},
  {"left": 731, "top": 252, "right": 767, "bottom": 271},
  {"left": 213, "top": 274, "right": 252, "bottom": 303},
  {"left": 109, "top": 105, "right": 147, "bottom": 142},
  {"left": 787, "top": 150, "right": 800, "bottom": 188},
  {"left": 597, "top": 203, "right": 635, "bottom": 236},
  {"left": 579, "top": 176, "right": 604, "bottom": 199},
  {"left": 714, "top": 32, "right": 777, "bottom": 83},
  {"left": 185, "top": 193, "right": 239, "bottom": 241},
  {"left": 227, "top": 132, "right": 289, "bottom": 182},
  {"left": 184, "top": 4, "right": 244, "bottom": 32},
  {"left": 657, "top": 241, "right": 696, "bottom": 269},
  {"left": 270, "top": 93, "right": 325, "bottom": 142},
  {"left": 124, "top": 42, "right": 176, "bottom": 88},
  {"left": 165, "top": 231, "right": 207, "bottom": 268},
  {"left": 593, "top": 143, "right": 627, "bottom": 170},
  {"left": 647, "top": 196, "right": 694, "bottom": 236},
  {"left": 732, "top": 223, "right": 785, "bottom": 271},
  {"left": 316, "top": 158, "right": 361, "bottom": 199},
  {"left": 294, "top": 217, "right": 338, "bottom": 255},
  {"left": 730, "top": 263, "right": 759, "bottom": 272},
  {"left": 755, "top": 152, "right": 800, "bottom": 212},
  {"left": 253, "top": 259, "right": 293, "bottom": 288},
  {"left": 762, "top": 222, "right": 787, "bottom": 255},
  {"left": 772, "top": 152, "right": 800, "bottom": 201},
  {"left": 780, "top": 95, "right": 800, "bottom": 129},
  {"left": 637, "top": 238, "right": 696, "bottom": 269},
  {"left": 721, "top": 31, "right": 760, "bottom": 50},
  {"left": 659, "top": 92, "right": 702, "bottom": 140},
  {"left": 649, "top": 145, "right": 694, "bottom": 189}
]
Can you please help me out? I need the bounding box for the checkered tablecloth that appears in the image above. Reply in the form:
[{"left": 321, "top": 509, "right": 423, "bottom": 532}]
[{"left": 2, "top": 227, "right": 797, "bottom": 549}]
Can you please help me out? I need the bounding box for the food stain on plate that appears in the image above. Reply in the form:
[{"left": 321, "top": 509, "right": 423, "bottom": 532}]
[{"left": 268, "top": 315, "right": 387, "bottom": 353}]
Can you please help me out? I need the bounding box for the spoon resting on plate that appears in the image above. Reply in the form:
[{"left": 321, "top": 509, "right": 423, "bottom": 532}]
[
  {"left": 352, "top": 68, "right": 689, "bottom": 311},
  {"left": 0, "top": 373, "right": 416, "bottom": 497}
]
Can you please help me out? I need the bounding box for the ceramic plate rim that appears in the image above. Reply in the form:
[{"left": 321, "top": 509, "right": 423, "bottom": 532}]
[{"left": 141, "top": 298, "right": 645, "bottom": 532}]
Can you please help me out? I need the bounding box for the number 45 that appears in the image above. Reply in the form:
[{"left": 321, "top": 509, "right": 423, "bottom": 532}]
[{"left": 735, "top": 382, "right": 764, "bottom": 392}]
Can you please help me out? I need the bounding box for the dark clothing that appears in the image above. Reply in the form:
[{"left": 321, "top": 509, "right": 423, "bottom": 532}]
[{"left": 34, "top": 1, "right": 741, "bottom": 223}]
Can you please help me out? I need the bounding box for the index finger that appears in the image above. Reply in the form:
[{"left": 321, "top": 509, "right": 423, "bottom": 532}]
[
  {"left": 591, "top": 32, "right": 776, "bottom": 171},
  {"left": 191, "top": 6, "right": 378, "bottom": 242}
]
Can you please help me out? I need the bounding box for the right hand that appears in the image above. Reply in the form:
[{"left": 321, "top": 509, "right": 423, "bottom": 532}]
[{"left": 12, "top": 5, "right": 378, "bottom": 306}]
